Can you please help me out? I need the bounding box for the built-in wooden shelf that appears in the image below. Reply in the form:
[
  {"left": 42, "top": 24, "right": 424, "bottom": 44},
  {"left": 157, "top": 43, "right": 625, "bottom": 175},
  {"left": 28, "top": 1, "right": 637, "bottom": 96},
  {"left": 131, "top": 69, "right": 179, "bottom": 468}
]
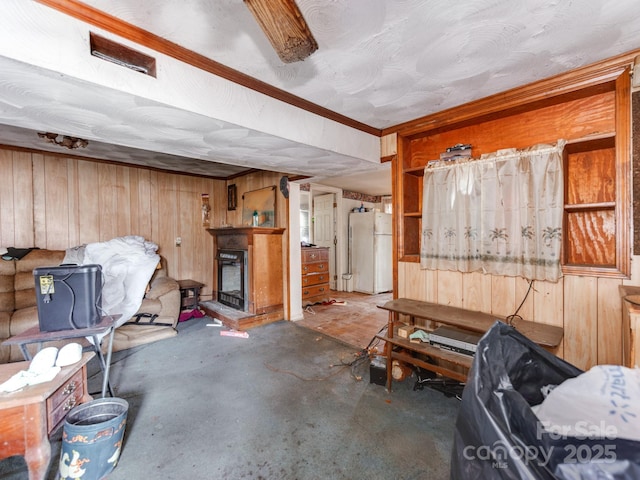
[{"left": 393, "top": 64, "right": 630, "bottom": 279}]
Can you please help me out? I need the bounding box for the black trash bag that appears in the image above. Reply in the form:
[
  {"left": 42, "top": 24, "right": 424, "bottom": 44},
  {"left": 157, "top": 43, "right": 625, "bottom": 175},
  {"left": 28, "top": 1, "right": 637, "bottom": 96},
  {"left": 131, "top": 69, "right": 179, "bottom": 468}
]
[{"left": 450, "top": 321, "right": 640, "bottom": 480}]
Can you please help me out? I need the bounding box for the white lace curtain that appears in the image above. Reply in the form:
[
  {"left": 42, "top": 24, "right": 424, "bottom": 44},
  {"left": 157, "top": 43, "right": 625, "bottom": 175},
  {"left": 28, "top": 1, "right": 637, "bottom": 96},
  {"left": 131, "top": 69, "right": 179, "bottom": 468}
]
[{"left": 420, "top": 140, "right": 565, "bottom": 282}]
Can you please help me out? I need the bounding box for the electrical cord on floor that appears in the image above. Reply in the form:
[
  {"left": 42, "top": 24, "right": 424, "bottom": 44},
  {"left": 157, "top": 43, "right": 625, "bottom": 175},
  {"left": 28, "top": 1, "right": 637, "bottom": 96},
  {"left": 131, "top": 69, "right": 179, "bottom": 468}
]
[
  {"left": 333, "top": 348, "right": 371, "bottom": 381},
  {"left": 264, "top": 338, "right": 380, "bottom": 383},
  {"left": 334, "top": 323, "right": 390, "bottom": 381},
  {"left": 263, "top": 361, "right": 349, "bottom": 381},
  {"left": 505, "top": 279, "right": 534, "bottom": 327},
  {"left": 356, "top": 323, "right": 387, "bottom": 361}
]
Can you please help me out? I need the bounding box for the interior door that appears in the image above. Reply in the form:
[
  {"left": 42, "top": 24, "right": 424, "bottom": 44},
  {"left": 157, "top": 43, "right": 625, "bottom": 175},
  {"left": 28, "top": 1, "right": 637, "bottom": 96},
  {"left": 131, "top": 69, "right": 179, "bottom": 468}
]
[{"left": 313, "top": 193, "right": 336, "bottom": 290}]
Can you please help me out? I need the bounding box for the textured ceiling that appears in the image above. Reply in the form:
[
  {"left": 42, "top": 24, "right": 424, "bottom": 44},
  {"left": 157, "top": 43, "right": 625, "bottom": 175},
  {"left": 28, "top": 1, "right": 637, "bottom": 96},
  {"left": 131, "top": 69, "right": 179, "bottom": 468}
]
[
  {"left": 1, "top": 0, "right": 640, "bottom": 196},
  {"left": 81, "top": 0, "right": 640, "bottom": 128}
]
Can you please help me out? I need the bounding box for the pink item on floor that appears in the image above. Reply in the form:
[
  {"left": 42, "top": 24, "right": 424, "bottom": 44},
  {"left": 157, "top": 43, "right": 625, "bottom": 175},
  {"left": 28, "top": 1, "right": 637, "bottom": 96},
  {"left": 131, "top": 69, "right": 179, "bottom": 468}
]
[
  {"left": 220, "top": 330, "right": 249, "bottom": 339},
  {"left": 179, "top": 308, "right": 205, "bottom": 322}
]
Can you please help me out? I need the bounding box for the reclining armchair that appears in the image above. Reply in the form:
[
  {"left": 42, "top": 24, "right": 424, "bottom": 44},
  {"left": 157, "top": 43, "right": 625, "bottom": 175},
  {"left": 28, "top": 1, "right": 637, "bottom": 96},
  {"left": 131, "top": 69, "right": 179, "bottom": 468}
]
[{"left": 111, "top": 257, "right": 181, "bottom": 351}]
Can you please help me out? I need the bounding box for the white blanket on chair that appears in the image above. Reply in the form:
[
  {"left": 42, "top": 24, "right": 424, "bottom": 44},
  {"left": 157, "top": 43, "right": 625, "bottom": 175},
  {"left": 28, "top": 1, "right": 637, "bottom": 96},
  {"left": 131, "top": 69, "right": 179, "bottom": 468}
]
[{"left": 64, "top": 235, "right": 160, "bottom": 331}]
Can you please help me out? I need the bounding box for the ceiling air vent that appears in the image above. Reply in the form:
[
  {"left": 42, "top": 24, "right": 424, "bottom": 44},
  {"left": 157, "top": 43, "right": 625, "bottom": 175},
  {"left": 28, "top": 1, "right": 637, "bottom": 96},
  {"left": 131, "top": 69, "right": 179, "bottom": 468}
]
[{"left": 90, "top": 32, "right": 156, "bottom": 77}]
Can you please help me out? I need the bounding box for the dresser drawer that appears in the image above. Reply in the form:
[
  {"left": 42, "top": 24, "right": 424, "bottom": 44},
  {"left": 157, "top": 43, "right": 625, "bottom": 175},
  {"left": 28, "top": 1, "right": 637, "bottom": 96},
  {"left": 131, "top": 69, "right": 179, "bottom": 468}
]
[
  {"left": 47, "top": 369, "right": 85, "bottom": 433},
  {"left": 302, "top": 283, "right": 330, "bottom": 299},
  {"left": 302, "top": 273, "right": 329, "bottom": 287},
  {"left": 302, "top": 248, "right": 328, "bottom": 263},
  {"left": 302, "top": 262, "right": 328, "bottom": 275}
]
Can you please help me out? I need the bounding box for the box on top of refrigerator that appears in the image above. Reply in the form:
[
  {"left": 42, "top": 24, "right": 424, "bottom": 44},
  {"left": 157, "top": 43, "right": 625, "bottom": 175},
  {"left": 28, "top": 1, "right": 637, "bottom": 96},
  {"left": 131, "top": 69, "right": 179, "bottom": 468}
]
[{"left": 33, "top": 264, "right": 103, "bottom": 332}]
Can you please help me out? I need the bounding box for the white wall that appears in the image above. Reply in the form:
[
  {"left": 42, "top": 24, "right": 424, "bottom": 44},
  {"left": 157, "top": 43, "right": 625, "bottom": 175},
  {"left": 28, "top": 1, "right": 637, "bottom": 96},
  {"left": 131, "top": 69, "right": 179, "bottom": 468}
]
[{"left": 288, "top": 183, "right": 304, "bottom": 321}]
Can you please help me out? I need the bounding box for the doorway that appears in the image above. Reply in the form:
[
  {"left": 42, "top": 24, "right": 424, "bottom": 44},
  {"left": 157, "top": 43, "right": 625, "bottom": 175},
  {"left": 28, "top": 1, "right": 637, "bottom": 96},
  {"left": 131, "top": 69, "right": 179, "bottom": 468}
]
[
  {"left": 301, "top": 184, "right": 344, "bottom": 293},
  {"left": 313, "top": 192, "right": 336, "bottom": 290}
]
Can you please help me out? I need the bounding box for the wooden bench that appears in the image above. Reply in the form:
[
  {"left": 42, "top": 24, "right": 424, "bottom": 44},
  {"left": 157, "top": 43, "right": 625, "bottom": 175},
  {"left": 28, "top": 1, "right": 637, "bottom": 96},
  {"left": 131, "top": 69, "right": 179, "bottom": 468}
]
[{"left": 376, "top": 298, "right": 564, "bottom": 390}]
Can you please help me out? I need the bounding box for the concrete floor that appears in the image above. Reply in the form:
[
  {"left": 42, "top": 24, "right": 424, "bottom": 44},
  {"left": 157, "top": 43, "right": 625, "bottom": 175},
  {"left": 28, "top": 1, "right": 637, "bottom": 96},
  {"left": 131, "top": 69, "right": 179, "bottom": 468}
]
[{"left": 1, "top": 317, "right": 461, "bottom": 480}]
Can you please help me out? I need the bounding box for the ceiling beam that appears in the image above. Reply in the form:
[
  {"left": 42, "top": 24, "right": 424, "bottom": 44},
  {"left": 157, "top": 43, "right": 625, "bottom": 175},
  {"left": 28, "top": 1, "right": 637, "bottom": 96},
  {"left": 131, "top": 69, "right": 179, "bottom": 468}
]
[{"left": 244, "top": 0, "right": 318, "bottom": 64}]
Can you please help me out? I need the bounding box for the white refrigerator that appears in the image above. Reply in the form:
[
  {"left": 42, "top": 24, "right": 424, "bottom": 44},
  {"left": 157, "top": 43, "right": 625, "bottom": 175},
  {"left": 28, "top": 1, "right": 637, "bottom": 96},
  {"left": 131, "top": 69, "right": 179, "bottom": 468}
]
[{"left": 349, "top": 211, "right": 393, "bottom": 294}]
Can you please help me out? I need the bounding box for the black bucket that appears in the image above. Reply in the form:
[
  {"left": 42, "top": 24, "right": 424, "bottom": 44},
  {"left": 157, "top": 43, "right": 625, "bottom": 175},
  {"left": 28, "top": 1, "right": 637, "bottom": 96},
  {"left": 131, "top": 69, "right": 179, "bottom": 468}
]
[{"left": 58, "top": 397, "right": 128, "bottom": 480}]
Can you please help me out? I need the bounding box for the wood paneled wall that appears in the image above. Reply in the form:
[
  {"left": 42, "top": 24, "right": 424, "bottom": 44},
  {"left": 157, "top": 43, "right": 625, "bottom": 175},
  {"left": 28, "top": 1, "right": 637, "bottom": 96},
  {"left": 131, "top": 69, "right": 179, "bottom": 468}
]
[
  {"left": 397, "top": 262, "right": 627, "bottom": 369},
  {"left": 0, "top": 146, "right": 291, "bottom": 316},
  {"left": 0, "top": 146, "right": 227, "bottom": 300}
]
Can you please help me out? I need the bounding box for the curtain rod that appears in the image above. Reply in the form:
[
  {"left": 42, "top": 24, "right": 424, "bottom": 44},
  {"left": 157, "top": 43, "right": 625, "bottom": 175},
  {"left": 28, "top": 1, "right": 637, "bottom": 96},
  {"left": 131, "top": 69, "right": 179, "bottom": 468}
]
[{"left": 425, "top": 140, "right": 566, "bottom": 172}]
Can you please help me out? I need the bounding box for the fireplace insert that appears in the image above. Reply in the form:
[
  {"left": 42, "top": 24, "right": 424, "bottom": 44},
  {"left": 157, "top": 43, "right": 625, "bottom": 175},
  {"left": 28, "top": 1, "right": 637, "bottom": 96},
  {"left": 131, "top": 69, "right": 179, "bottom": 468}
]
[{"left": 216, "top": 249, "right": 248, "bottom": 311}]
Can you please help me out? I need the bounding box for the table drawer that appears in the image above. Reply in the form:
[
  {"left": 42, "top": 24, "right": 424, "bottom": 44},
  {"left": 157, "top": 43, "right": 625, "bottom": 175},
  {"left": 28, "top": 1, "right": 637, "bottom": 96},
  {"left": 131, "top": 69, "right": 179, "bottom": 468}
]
[
  {"left": 47, "top": 369, "right": 85, "bottom": 433},
  {"left": 302, "top": 248, "right": 328, "bottom": 263},
  {"left": 302, "top": 283, "right": 330, "bottom": 299},
  {"left": 302, "top": 262, "right": 328, "bottom": 274},
  {"left": 302, "top": 273, "right": 329, "bottom": 287}
]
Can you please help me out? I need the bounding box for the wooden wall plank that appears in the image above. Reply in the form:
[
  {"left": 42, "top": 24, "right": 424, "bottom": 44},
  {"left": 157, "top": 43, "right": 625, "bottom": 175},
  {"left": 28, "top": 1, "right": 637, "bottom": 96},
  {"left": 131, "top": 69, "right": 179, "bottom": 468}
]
[
  {"left": 211, "top": 175, "right": 228, "bottom": 228},
  {"left": 65, "top": 157, "right": 79, "bottom": 247},
  {"left": 77, "top": 160, "right": 100, "bottom": 244},
  {"left": 564, "top": 275, "right": 598, "bottom": 369},
  {"left": 194, "top": 178, "right": 217, "bottom": 298},
  {"left": 12, "top": 151, "right": 34, "bottom": 247},
  {"left": 532, "top": 279, "right": 565, "bottom": 357},
  {"left": 0, "top": 149, "right": 15, "bottom": 247},
  {"left": 462, "top": 272, "right": 492, "bottom": 313},
  {"left": 403, "top": 261, "right": 426, "bottom": 300},
  {"left": 98, "top": 163, "right": 119, "bottom": 242},
  {"left": 127, "top": 167, "right": 140, "bottom": 235},
  {"left": 136, "top": 168, "right": 153, "bottom": 238},
  {"left": 437, "top": 270, "right": 463, "bottom": 307},
  {"left": 149, "top": 170, "right": 160, "bottom": 246},
  {"left": 116, "top": 166, "right": 131, "bottom": 237},
  {"left": 156, "top": 173, "right": 179, "bottom": 277},
  {"left": 491, "top": 275, "right": 516, "bottom": 317},
  {"left": 31, "top": 154, "right": 46, "bottom": 248},
  {"left": 176, "top": 175, "right": 209, "bottom": 282},
  {"left": 397, "top": 262, "right": 406, "bottom": 298},
  {"left": 380, "top": 133, "right": 397, "bottom": 157},
  {"left": 513, "top": 277, "right": 535, "bottom": 321},
  {"left": 423, "top": 268, "right": 438, "bottom": 303},
  {"left": 43, "top": 155, "right": 70, "bottom": 249},
  {"left": 597, "top": 277, "right": 623, "bottom": 365}
]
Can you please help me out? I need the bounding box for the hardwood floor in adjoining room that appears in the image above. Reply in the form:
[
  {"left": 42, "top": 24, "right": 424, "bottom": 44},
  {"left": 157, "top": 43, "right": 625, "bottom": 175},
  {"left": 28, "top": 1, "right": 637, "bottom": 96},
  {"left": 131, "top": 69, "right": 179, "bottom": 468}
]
[{"left": 296, "top": 291, "right": 392, "bottom": 352}]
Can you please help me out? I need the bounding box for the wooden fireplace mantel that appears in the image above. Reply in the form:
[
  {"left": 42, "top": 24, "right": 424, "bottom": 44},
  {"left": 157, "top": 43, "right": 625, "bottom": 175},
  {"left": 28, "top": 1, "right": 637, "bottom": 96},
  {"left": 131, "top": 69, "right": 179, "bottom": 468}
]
[
  {"left": 204, "top": 226, "right": 285, "bottom": 330},
  {"left": 207, "top": 226, "right": 285, "bottom": 238}
]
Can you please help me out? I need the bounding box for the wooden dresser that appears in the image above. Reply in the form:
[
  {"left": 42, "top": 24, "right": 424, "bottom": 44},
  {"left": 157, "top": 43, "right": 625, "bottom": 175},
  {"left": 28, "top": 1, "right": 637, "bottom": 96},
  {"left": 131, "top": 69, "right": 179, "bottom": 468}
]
[{"left": 301, "top": 247, "right": 330, "bottom": 306}]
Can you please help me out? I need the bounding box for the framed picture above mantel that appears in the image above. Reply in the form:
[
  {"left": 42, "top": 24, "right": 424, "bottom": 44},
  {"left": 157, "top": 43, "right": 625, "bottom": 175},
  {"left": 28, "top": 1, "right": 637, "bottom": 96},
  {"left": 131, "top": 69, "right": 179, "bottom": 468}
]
[{"left": 242, "top": 186, "right": 276, "bottom": 227}]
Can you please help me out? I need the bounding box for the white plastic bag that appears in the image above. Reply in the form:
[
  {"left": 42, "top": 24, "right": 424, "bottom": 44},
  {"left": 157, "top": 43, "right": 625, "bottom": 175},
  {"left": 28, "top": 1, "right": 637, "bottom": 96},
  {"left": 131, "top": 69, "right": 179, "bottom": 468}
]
[{"left": 532, "top": 365, "right": 640, "bottom": 442}]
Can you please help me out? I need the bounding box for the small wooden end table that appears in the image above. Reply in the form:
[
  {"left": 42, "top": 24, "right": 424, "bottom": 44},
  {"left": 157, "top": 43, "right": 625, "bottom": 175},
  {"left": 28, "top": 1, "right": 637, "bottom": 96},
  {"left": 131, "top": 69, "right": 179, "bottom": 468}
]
[
  {"left": 177, "top": 279, "right": 204, "bottom": 310},
  {"left": 0, "top": 352, "right": 94, "bottom": 480}
]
